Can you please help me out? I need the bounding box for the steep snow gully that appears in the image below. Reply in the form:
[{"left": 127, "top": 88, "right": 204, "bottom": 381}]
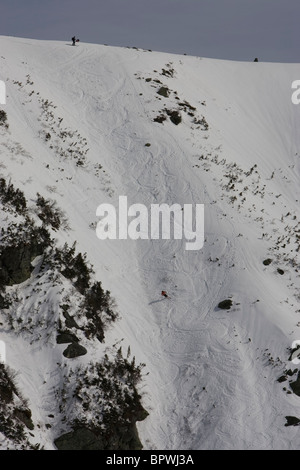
[{"left": 0, "top": 36, "right": 300, "bottom": 449}]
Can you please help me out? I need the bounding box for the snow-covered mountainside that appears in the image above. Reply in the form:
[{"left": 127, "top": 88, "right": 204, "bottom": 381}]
[{"left": 0, "top": 36, "right": 300, "bottom": 450}]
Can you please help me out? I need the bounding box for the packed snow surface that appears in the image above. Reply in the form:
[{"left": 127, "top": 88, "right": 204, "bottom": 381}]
[{"left": 0, "top": 36, "right": 300, "bottom": 449}]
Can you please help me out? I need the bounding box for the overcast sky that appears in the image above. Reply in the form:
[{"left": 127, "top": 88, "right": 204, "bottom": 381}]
[{"left": 0, "top": 0, "right": 299, "bottom": 62}]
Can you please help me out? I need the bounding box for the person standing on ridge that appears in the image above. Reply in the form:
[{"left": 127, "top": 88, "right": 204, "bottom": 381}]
[{"left": 72, "top": 36, "right": 76, "bottom": 46}]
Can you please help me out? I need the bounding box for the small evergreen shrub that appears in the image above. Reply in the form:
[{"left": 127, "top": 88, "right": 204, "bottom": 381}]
[
  {"left": 0, "top": 178, "right": 27, "bottom": 214},
  {"left": 83, "top": 281, "right": 118, "bottom": 341},
  {"left": 53, "top": 243, "right": 119, "bottom": 341},
  {"left": 59, "top": 351, "right": 147, "bottom": 435},
  {"left": 36, "top": 193, "right": 66, "bottom": 231},
  {"left": 0, "top": 363, "right": 33, "bottom": 444},
  {"left": 193, "top": 116, "right": 209, "bottom": 130},
  {"left": 153, "top": 114, "right": 167, "bottom": 123},
  {"left": 54, "top": 242, "right": 93, "bottom": 294},
  {"left": 0, "top": 110, "right": 8, "bottom": 129}
]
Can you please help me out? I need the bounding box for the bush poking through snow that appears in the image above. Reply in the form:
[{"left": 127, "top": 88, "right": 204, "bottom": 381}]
[
  {"left": 54, "top": 242, "right": 94, "bottom": 294},
  {"left": 36, "top": 193, "right": 68, "bottom": 231},
  {"left": 153, "top": 114, "right": 167, "bottom": 124},
  {"left": 53, "top": 242, "right": 118, "bottom": 341},
  {"left": 0, "top": 363, "right": 34, "bottom": 446},
  {"left": 55, "top": 350, "right": 148, "bottom": 450},
  {"left": 0, "top": 178, "right": 27, "bottom": 214},
  {"left": 82, "top": 281, "right": 118, "bottom": 342}
]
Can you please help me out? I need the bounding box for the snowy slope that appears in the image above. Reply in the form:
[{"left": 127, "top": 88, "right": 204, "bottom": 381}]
[{"left": 0, "top": 36, "right": 300, "bottom": 450}]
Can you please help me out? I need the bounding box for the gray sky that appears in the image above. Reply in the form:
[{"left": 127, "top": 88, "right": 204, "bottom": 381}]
[{"left": 0, "top": 0, "right": 299, "bottom": 62}]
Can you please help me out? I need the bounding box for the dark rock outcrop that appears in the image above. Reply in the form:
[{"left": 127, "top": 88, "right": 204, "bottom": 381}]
[
  {"left": 285, "top": 416, "right": 300, "bottom": 427},
  {"left": 54, "top": 427, "right": 105, "bottom": 450},
  {"left": 166, "top": 109, "right": 182, "bottom": 125},
  {"left": 56, "top": 332, "right": 79, "bottom": 344},
  {"left": 0, "top": 242, "right": 44, "bottom": 286},
  {"left": 263, "top": 258, "right": 272, "bottom": 266},
  {"left": 62, "top": 343, "right": 87, "bottom": 358},
  {"left": 0, "top": 383, "right": 13, "bottom": 404},
  {"left": 218, "top": 299, "right": 233, "bottom": 310},
  {"left": 14, "top": 408, "right": 34, "bottom": 430},
  {"left": 157, "top": 86, "right": 170, "bottom": 98},
  {"left": 290, "top": 372, "right": 300, "bottom": 396},
  {"left": 61, "top": 306, "right": 80, "bottom": 329},
  {"left": 54, "top": 406, "right": 148, "bottom": 450},
  {"left": 277, "top": 375, "right": 287, "bottom": 383},
  {"left": 153, "top": 114, "right": 167, "bottom": 124}
]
